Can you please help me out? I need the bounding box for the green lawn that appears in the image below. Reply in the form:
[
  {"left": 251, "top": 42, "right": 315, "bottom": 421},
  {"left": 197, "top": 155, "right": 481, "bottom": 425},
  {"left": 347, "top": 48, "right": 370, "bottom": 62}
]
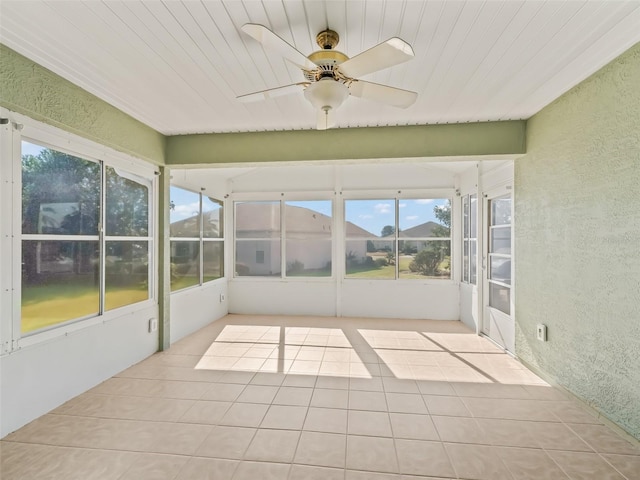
[
  {"left": 22, "top": 278, "right": 148, "bottom": 333},
  {"left": 346, "top": 264, "right": 395, "bottom": 279},
  {"left": 346, "top": 254, "right": 450, "bottom": 280},
  {"left": 286, "top": 269, "right": 331, "bottom": 277},
  {"left": 171, "top": 275, "right": 200, "bottom": 291}
]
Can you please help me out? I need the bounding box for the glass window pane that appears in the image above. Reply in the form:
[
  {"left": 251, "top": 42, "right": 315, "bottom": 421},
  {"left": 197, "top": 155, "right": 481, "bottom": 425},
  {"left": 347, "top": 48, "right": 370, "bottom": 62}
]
[
  {"left": 170, "top": 241, "right": 200, "bottom": 291},
  {"left": 285, "top": 201, "right": 332, "bottom": 239},
  {"left": 203, "top": 241, "right": 224, "bottom": 281},
  {"left": 490, "top": 257, "right": 511, "bottom": 285},
  {"left": 21, "top": 240, "right": 99, "bottom": 333},
  {"left": 203, "top": 196, "right": 223, "bottom": 238},
  {"left": 235, "top": 239, "right": 281, "bottom": 276},
  {"left": 170, "top": 187, "right": 200, "bottom": 237},
  {"left": 105, "top": 241, "right": 149, "bottom": 310},
  {"left": 490, "top": 227, "right": 511, "bottom": 255},
  {"left": 22, "top": 142, "right": 100, "bottom": 235},
  {"left": 470, "top": 194, "right": 477, "bottom": 237},
  {"left": 235, "top": 202, "right": 280, "bottom": 238},
  {"left": 463, "top": 239, "right": 470, "bottom": 283},
  {"left": 470, "top": 239, "right": 478, "bottom": 285},
  {"left": 491, "top": 197, "right": 511, "bottom": 226},
  {"left": 105, "top": 167, "right": 149, "bottom": 236},
  {"left": 286, "top": 239, "right": 331, "bottom": 277},
  {"left": 463, "top": 196, "right": 469, "bottom": 238},
  {"left": 489, "top": 282, "right": 511, "bottom": 315},
  {"left": 399, "top": 240, "right": 451, "bottom": 279},
  {"left": 346, "top": 240, "right": 395, "bottom": 279},
  {"left": 345, "top": 199, "right": 394, "bottom": 238},
  {"left": 399, "top": 199, "right": 451, "bottom": 238}
]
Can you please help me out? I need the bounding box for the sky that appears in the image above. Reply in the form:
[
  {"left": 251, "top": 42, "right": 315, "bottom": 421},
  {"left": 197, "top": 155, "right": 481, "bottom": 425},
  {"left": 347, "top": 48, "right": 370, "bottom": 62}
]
[
  {"left": 345, "top": 198, "right": 448, "bottom": 236},
  {"left": 170, "top": 186, "right": 221, "bottom": 223},
  {"left": 22, "top": 141, "right": 46, "bottom": 157}
]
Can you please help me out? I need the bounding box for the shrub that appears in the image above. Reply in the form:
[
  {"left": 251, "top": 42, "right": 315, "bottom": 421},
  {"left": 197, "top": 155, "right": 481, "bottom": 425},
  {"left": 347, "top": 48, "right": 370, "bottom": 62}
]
[
  {"left": 402, "top": 244, "right": 417, "bottom": 255},
  {"left": 409, "top": 248, "right": 441, "bottom": 276},
  {"left": 235, "top": 263, "right": 250, "bottom": 276},
  {"left": 385, "top": 252, "right": 395, "bottom": 265},
  {"left": 287, "top": 259, "right": 305, "bottom": 274},
  {"left": 374, "top": 258, "right": 387, "bottom": 267}
]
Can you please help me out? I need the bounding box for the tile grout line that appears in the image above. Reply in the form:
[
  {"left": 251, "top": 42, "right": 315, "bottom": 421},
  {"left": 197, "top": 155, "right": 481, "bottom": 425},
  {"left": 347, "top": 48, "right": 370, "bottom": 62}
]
[{"left": 380, "top": 373, "right": 403, "bottom": 476}]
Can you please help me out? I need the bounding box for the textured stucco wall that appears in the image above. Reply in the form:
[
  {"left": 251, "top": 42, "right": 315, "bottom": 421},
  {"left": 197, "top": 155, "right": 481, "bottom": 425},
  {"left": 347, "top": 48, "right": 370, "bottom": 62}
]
[
  {"left": 515, "top": 42, "right": 640, "bottom": 439},
  {"left": 0, "top": 44, "right": 165, "bottom": 165}
]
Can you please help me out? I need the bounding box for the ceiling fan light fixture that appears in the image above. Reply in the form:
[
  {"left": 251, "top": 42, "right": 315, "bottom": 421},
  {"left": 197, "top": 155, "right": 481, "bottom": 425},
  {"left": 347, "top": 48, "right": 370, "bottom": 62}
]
[
  {"left": 304, "top": 78, "right": 349, "bottom": 112},
  {"left": 239, "top": 24, "right": 418, "bottom": 128}
]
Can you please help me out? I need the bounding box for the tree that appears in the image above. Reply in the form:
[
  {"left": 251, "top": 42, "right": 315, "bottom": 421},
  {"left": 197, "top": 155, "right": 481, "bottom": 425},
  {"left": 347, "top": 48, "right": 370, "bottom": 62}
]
[
  {"left": 22, "top": 149, "right": 149, "bottom": 237},
  {"left": 105, "top": 166, "right": 149, "bottom": 236},
  {"left": 409, "top": 200, "right": 452, "bottom": 277},
  {"left": 22, "top": 150, "right": 100, "bottom": 235},
  {"left": 432, "top": 200, "right": 451, "bottom": 238},
  {"left": 21, "top": 148, "right": 149, "bottom": 284},
  {"left": 381, "top": 225, "right": 395, "bottom": 237},
  {"left": 432, "top": 200, "right": 451, "bottom": 263}
]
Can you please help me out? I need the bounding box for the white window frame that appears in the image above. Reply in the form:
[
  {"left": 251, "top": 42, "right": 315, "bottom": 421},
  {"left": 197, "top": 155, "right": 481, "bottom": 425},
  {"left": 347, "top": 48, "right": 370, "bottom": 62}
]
[
  {"left": 232, "top": 192, "right": 335, "bottom": 281},
  {"left": 461, "top": 193, "right": 478, "bottom": 285},
  {"left": 0, "top": 108, "right": 157, "bottom": 351},
  {"left": 169, "top": 185, "right": 225, "bottom": 293},
  {"left": 487, "top": 194, "right": 512, "bottom": 314},
  {"left": 342, "top": 189, "right": 455, "bottom": 283}
]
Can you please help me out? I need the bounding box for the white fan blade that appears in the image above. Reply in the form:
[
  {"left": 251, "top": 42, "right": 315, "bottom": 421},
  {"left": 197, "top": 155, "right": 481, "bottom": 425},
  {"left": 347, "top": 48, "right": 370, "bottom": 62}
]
[
  {"left": 338, "top": 37, "right": 414, "bottom": 78},
  {"left": 316, "top": 108, "right": 336, "bottom": 130},
  {"left": 242, "top": 23, "right": 316, "bottom": 70},
  {"left": 237, "top": 83, "right": 309, "bottom": 103},
  {"left": 348, "top": 80, "right": 417, "bottom": 108}
]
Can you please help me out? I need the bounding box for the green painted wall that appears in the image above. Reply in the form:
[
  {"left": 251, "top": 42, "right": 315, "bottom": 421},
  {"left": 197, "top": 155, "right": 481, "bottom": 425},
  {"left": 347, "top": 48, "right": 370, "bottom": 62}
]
[
  {"left": 515, "top": 42, "right": 640, "bottom": 439},
  {"left": 0, "top": 44, "right": 165, "bottom": 165},
  {"left": 166, "top": 121, "right": 525, "bottom": 165}
]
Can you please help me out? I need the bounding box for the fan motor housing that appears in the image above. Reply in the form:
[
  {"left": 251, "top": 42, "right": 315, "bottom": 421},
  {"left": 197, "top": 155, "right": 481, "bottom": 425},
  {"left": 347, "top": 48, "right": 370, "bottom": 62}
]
[{"left": 305, "top": 50, "right": 349, "bottom": 81}]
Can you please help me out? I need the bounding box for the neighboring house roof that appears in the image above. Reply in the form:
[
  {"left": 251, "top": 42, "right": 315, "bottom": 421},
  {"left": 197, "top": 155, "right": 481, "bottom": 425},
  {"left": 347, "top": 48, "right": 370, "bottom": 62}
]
[
  {"left": 170, "top": 209, "right": 221, "bottom": 237},
  {"left": 379, "top": 221, "right": 446, "bottom": 239},
  {"left": 399, "top": 221, "right": 442, "bottom": 238},
  {"left": 171, "top": 203, "right": 446, "bottom": 239},
  {"left": 172, "top": 203, "right": 373, "bottom": 238},
  {"left": 235, "top": 203, "right": 373, "bottom": 238},
  {"left": 346, "top": 222, "right": 376, "bottom": 238}
]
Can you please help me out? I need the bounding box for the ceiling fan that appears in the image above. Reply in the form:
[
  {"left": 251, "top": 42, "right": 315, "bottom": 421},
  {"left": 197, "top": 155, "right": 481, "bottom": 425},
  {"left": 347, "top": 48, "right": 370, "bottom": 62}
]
[{"left": 237, "top": 24, "right": 418, "bottom": 130}]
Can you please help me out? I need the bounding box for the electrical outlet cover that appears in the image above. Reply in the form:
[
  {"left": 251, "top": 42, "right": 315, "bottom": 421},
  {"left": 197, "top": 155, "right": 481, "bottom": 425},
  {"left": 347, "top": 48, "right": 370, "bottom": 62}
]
[{"left": 536, "top": 324, "right": 547, "bottom": 341}]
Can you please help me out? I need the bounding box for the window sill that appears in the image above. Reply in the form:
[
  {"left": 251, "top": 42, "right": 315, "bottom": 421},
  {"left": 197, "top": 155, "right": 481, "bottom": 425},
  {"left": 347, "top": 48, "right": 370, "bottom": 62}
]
[{"left": 10, "top": 299, "right": 157, "bottom": 354}]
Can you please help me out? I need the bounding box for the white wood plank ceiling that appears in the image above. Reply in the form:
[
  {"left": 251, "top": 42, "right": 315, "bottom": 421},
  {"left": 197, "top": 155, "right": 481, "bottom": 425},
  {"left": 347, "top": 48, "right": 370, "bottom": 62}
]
[{"left": 1, "top": 0, "right": 639, "bottom": 135}]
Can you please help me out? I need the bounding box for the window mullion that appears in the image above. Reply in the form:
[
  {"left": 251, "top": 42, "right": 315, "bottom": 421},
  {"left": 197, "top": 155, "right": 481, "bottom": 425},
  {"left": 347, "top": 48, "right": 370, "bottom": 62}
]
[
  {"left": 395, "top": 198, "right": 399, "bottom": 280},
  {"left": 99, "top": 161, "right": 106, "bottom": 315},
  {"left": 199, "top": 192, "right": 204, "bottom": 286},
  {"left": 1, "top": 121, "right": 18, "bottom": 351},
  {"left": 281, "top": 199, "right": 286, "bottom": 278}
]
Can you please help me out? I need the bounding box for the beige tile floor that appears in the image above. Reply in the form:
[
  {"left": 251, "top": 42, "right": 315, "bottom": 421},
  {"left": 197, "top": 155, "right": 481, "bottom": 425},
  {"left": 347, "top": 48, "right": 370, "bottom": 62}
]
[{"left": 2, "top": 314, "right": 639, "bottom": 479}]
